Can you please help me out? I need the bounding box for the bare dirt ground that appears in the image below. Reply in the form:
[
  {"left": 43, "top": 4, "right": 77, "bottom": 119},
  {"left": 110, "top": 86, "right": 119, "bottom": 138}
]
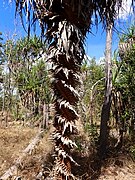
[
  {"left": 97, "top": 153, "right": 135, "bottom": 180},
  {"left": 0, "top": 121, "right": 54, "bottom": 179},
  {"left": 0, "top": 118, "right": 135, "bottom": 180},
  {"left": 0, "top": 126, "right": 37, "bottom": 175}
]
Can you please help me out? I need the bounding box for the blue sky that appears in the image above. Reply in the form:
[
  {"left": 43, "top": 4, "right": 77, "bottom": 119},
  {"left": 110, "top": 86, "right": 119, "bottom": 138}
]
[{"left": 0, "top": 0, "right": 134, "bottom": 60}]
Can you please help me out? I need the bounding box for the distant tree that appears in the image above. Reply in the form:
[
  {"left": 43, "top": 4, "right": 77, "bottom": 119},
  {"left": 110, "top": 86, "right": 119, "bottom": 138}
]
[
  {"left": 0, "top": 32, "right": 3, "bottom": 80},
  {"left": 112, "top": 25, "right": 135, "bottom": 146},
  {"left": 0, "top": 32, "right": 4, "bottom": 110},
  {"left": 81, "top": 58, "right": 104, "bottom": 126},
  {"left": 3, "top": 36, "right": 52, "bottom": 126}
]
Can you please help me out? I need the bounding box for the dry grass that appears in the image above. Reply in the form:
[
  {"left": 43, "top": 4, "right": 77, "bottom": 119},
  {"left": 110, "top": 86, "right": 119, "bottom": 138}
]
[
  {"left": 1, "top": 117, "right": 135, "bottom": 179},
  {"left": 0, "top": 126, "right": 38, "bottom": 175},
  {"left": 98, "top": 155, "right": 135, "bottom": 180},
  {"left": 0, "top": 123, "right": 54, "bottom": 179},
  {"left": 18, "top": 128, "right": 54, "bottom": 179}
]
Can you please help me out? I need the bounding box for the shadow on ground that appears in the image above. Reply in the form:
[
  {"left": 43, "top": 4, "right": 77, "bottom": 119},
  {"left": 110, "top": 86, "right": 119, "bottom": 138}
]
[{"left": 71, "top": 137, "right": 135, "bottom": 180}]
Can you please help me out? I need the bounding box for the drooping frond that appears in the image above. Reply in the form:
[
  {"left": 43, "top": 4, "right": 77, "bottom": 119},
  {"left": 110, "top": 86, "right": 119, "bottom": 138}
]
[{"left": 15, "top": 0, "right": 134, "bottom": 36}]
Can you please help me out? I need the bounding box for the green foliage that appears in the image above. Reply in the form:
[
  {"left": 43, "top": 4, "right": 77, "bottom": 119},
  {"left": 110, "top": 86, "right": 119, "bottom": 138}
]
[
  {"left": 81, "top": 57, "right": 105, "bottom": 123},
  {"left": 82, "top": 58, "right": 104, "bottom": 100},
  {"left": 129, "top": 145, "right": 135, "bottom": 159},
  {"left": 2, "top": 35, "right": 52, "bottom": 119},
  {"left": 120, "top": 24, "right": 135, "bottom": 43},
  {"left": 75, "top": 137, "right": 83, "bottom": 152},
  {"left": 112, "top": 24, "right": 135, "bottom": 137},
  {"left": 84, "top": 123, "right": 98, "bottom": 141}
]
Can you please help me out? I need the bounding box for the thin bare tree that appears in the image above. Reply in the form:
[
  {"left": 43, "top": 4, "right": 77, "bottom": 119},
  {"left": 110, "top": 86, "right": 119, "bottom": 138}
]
[{"left": 99, "top": 23, "right": 113, "bottom": 158}]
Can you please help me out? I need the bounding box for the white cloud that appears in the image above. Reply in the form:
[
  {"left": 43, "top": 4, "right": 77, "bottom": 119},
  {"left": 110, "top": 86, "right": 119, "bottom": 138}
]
[{"left": 118, "top": 0, "right": 134, "bottom": 20}]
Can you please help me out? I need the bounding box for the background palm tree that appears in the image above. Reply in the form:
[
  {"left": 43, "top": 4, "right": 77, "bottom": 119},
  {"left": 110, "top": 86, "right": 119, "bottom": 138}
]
[
  {"left": 15, "top": 0, "right": 134, "bottom": 179},
  {"left": 99, "top": 23, "right": 113, "bottom": 158}
]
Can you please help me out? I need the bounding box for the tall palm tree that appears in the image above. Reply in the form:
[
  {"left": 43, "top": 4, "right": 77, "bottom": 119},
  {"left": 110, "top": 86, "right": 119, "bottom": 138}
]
[
  {"left": 99, "top": 23, "right": 113, "bottom": 158},
  {"left": 15, "top": 0, "right": 134, "bottom": 179}
]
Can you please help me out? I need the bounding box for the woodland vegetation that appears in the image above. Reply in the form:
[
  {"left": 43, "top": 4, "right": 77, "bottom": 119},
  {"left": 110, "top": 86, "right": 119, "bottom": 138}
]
[{"left": 0, "top": 0, "right": 135, "bottom": 180}]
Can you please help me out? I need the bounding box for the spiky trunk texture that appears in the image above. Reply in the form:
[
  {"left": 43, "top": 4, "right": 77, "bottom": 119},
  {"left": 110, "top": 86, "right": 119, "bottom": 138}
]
[
  {"left": 48, "top": 21, "right": 84, "bottom": 179},
  {"left": 33, "top": 1, "right": 87, "bottom": 179},
  {"left": 31, "top": 1, "right": 90, "bottom": 178}
]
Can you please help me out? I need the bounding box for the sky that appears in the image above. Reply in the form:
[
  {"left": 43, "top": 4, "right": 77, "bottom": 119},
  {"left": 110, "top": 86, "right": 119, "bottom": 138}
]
[{"left": 0, "top": 0, "right": 134, "bottom": 60}]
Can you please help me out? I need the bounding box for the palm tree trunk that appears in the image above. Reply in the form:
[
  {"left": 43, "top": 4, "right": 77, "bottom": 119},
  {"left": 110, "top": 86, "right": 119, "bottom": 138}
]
[
  {"left": 99, "top": 24, "right": 113, "bottom": 158},
  {"left": 48, "top": 20, "right": 83, "bottom": 179}
]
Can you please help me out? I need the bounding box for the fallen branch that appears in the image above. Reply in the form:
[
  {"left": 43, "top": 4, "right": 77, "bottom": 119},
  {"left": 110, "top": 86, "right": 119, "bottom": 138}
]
[{"left": 0, "top": 130, "right": 44, "bottom": 180}]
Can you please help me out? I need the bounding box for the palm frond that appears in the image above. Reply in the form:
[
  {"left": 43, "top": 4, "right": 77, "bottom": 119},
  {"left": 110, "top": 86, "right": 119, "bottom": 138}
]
[{"left": 15, "top": 0, "right": 134, "bottom": 36}]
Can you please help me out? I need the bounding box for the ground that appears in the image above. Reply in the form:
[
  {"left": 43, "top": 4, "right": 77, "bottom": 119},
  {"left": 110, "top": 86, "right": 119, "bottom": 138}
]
[
  {"left": 0, "top": 121, "right": 54, "bottom": 179},
  {"left": 0, "top": 118, "right": 135, "bottom": 180}
]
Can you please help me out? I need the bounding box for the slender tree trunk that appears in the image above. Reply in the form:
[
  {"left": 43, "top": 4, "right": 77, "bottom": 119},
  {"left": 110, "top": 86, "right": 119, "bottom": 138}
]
[
  {"left": 42, "top": 102, "right": 49, "bottom": 129},
  {"left": 2, "top": 72, "right": 6, "bottom": 114},
  {"left": 90, "top": 78, "right": 105, "bottom": 125},
  {"left": 99, "top": 24, "right": 113, "bottom": 158}
]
